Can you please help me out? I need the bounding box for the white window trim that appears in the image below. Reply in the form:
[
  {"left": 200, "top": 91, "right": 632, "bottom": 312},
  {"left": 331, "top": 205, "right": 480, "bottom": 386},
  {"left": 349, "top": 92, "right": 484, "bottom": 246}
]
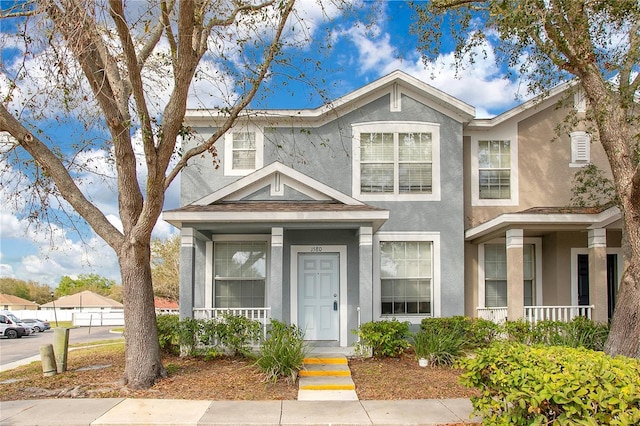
[
  {"left": 477, "top": 238, "right": 542, "bottom": 308},
  {"left": 570, "top": 131, "right": 591, "bottom": 167},
  {"left": 290, "top": 245, "right": 348, "bottom": 347},
  {"left": 208, "top": 234, "right": 271, "bottom": 309},
  {"left": 352, "top": 121, "right": 441, "bottom": 202},
  {"left": 223, "top": 126, "right": 264, "bottom": 176},
  {"left": 373, "top": 232, "right": 441, "bottom": 324},
  {"left": 470, "top": 128, "right": 519, "bottom": 206},
  {"left": 570, "top": 248, "right": 623, "bottom": 306}
]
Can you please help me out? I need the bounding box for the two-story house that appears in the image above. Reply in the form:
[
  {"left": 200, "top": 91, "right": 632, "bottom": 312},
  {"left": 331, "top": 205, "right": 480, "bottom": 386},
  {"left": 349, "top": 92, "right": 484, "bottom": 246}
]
[{"left": 164, "top": 70, "right": 622, "bottom": 349}]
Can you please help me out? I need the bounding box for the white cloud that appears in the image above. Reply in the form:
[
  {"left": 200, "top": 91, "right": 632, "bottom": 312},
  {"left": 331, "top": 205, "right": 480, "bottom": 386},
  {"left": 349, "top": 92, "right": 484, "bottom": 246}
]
[{"left": 337, "top": 20, "right": 529, "bottom": 117}]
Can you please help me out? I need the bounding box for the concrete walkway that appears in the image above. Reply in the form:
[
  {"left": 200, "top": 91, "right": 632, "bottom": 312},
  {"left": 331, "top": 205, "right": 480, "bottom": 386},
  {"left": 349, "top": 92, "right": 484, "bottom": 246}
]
[{"left": 0, "top": 398, "right": 480, "bottom": 425}]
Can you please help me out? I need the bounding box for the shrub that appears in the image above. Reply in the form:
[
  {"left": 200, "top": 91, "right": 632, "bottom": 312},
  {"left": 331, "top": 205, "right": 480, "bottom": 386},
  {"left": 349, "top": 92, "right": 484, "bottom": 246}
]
[
  {"left": 213, "top": 314, "right": 262, "bottom": 357},
  {"left": 420, "top": 316, "right": 501, "bottom": 349},
  {"left": 467, "top": 317, "right": 502, "bottom": 348},
  {"left": 156, "top": 314, "right": 180, "bottom": 355},
  {"left": 505, "top": 317, "right": 609, "bottom": 350},
  {"left": 353, "top": 319, "right": 410, "bottom": 357},
  {"left": 459, "top": 342, "right": 640, "bottom": 425},
  {"left": 411, "top": 327, "right": 465, "bottom": 366},
  {"left": 256, "top": 320, "right": 307, "bottom": 383}
]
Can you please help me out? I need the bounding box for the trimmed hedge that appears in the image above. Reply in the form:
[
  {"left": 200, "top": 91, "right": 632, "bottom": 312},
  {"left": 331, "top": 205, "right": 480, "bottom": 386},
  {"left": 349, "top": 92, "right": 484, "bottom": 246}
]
[{"left": 459, "top": 342, "right": 640, "bottom": 425}]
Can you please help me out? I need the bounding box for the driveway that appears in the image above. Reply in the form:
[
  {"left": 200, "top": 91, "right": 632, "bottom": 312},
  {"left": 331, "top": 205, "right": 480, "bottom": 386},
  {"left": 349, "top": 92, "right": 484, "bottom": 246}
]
[{"left": 0, "top": 326, "right": 124, "bottom": 371}]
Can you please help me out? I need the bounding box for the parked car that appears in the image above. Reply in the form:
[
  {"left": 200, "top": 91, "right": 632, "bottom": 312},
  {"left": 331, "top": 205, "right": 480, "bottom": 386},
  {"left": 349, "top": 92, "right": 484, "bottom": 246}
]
[
  {"left": 0, "top": 313, "right": 26, "bottom": 339},
  {"left": 0, "top": 311, "right": 32, "bottom": 336},
  {"left": 20, "top": 318, "right": 50, "bottom": 332}
]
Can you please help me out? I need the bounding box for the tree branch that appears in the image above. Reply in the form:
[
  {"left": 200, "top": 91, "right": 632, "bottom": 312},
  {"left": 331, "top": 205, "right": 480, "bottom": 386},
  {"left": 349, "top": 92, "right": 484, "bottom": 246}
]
[
  {"left": 164, "top": 0, "right": 296, "bottom": 188},
  {"left": 0, "top": 105, "right": 124, "bottom": 249}
]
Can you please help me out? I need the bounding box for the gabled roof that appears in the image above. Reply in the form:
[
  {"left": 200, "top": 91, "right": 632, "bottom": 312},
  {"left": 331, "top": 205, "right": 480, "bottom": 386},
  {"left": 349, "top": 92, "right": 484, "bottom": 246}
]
[
  {"left": 0, "top": 293, "right": 38, "bottom": 308},
  {"left": 163, "top": 162, "right": 389, "bottom": 231},
  {"left": 467, "top": 80, "right": 579, "bottom": 129},
  {"left": 193, "top": 161, "right": 364, "bottom": 206},
  {"left": 40, "top": 290, "right": 123, "bottom": 309},
  {"left": 185, "top": 70, "right": 476, "bottom": 127}
]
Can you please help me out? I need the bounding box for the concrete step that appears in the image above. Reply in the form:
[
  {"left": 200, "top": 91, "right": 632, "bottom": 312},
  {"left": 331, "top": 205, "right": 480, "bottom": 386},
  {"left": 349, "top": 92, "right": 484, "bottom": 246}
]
[{"left": 297, "top": 354, "right": 358, "bottom": 401}]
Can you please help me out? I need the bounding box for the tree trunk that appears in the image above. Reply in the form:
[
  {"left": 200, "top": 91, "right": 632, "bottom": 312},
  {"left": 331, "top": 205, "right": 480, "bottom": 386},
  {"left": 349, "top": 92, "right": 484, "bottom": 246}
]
[
  {"left": 605, "top": 256, "right": 640, "bottom": 358},
  {"left": 118, "top": 240, "right": 166, "bottom": 388}
]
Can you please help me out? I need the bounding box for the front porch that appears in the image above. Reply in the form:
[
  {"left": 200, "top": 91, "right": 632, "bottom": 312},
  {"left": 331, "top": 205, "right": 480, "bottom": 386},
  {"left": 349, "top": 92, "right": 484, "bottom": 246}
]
[{"left": 477, "top": 305, "right": 594, "bottom": 324}]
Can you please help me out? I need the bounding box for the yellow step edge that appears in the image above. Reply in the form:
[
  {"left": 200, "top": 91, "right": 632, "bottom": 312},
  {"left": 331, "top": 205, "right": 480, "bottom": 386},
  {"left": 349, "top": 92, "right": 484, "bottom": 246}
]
[
  {"left": 303, "top": 357, "right": 348, "bottom": 365},
  {"left": 299, "top": 370, "right": 351, "bottom": 377},
  {"left": 300, "top": 384, "right": 356, "bottom": 391}
]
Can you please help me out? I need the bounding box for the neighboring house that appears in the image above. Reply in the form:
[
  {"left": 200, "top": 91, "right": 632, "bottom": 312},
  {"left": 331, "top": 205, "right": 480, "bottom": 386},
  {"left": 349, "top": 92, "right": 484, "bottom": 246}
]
[
  {"left": 40, "top": 290, "right": 124, "bottom": 312},
  {"left": 0, "top": 293, "right": 39, "bottom": 310},
  {"left": 154, "top": 297, "right": 179, "bottom": 314},
  {"left": 463, "top": 82, "right": 621, "bottom": 325},
  {"left": 164, "top": 71, "right": 621, "bottom": 349}
]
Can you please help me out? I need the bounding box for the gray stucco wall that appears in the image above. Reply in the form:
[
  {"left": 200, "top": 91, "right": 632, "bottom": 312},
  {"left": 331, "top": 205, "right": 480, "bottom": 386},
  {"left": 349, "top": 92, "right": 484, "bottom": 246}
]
[{"left": 179, "top": 90, "right": 465, "bottom": 319}]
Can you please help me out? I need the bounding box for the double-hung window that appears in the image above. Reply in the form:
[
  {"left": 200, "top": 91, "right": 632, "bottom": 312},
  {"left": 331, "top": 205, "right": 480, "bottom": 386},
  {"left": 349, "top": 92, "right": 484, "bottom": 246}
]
[
  {"left": 353, "top": 122, "right": 440, "bottom": 201},
  {"left": 224, "top": 128, "right": 264, "bottom": 176},
  {"left": 483, "top": 243, "right": 535, "bottom": 307},
  {"left": 213, "top": 241, "right": 266, "bottom": 308},
  {"left": 478, "top": 140, "right": 511, "bottom": 199},
  {"left": 380, "top": 241, "right": 432, "bottom": 315}
]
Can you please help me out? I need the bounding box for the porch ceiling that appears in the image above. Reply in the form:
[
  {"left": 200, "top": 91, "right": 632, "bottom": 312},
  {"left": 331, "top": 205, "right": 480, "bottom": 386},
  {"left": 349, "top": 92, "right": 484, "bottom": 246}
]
[
  {"left": 163, "top": 201, "right": 389, "bottom": 232},
  {"left": 465, "top": 206, "right": 622, "bottom": 244}
]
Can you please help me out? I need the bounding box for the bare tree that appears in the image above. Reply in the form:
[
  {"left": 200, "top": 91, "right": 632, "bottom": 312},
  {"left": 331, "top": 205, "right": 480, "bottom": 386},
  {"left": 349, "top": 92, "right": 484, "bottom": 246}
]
[
  {"left": 411, "top": 0, "right": 640, "bottom": 357},
  {"left": 0, "top": 0, "right": 325, "bottom": 388}
]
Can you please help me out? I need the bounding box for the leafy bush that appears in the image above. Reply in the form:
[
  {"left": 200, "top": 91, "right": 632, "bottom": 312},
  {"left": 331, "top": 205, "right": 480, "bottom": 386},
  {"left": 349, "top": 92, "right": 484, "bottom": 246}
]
[
  {"left": 353, "top": 319, "right": 410, "bottom": 357},
  {"left": 411, "top": 327, "right": 465, "bottom": 366},
  {"left": 156, "top": 314, "right": 180, "bottom": 355},
  {"left": 213, "top": 313, "right": 262, "bottom": 356},
  {"left": 504, "top": 317, "right": 609, "bottom": 350},
  {"left": 459, "top": 342, "right": 640, "bottom": 425},
  {"left": 468, "top": 317, "right": 502, "bottom": 348},
  {"left": 256, "top": 320, "right": 307, "bottom": 383},
  {"left": 420, "top": 316, "right": 501, "bottom": 349}
]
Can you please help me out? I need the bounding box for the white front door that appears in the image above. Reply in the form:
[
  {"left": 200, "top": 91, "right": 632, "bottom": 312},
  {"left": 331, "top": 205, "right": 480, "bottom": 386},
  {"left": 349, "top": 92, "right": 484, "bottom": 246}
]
[{"left": 298, "top": 252, "right": 340, "bottom": 341}]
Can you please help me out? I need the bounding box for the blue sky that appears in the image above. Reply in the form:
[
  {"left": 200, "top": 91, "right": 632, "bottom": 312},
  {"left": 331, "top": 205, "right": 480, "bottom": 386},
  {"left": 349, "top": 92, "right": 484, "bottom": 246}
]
[{"left": 0, "top": 1, "right": 527, "bottom": 287}]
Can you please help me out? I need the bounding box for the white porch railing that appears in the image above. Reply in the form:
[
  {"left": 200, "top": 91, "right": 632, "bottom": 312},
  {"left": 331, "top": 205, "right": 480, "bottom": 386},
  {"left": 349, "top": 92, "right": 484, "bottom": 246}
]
[
  {"left": 192, "top": 308, "right": 271, "bottom": 337},
  {"left": 476, "top": 307, "right": 508, "bottom": 323},
  {"left": 524, "top": 305, "right": 594, "bottom": 323},
  {"left": 477, "top": 305, "right": 594, "bottom": 324}
]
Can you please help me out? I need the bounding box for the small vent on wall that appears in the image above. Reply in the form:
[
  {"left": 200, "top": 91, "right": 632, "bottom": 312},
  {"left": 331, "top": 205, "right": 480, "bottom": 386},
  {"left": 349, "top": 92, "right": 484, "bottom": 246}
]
[
  {"left": 271, "top": 172, "right": 284, "bottom": 196},
  {"left": 390, "top": 83, "right": 401, "bottom": 112}
]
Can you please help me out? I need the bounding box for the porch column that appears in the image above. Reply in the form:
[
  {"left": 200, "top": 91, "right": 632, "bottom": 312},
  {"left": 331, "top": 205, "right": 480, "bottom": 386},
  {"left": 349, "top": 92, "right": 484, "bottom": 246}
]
[
  {"left": 269, "top": 227, "right": 284, "bottom": 322},
  {"left": 359, "top": 227, "right": 373, "bottom": 325},
  {"left": 179, "top": 228, "right": 196, "bottom": 319},
  {"left": 588, "top": 228, "right": 608, "bottom": 324},
  {"left": 506, "top": 229, "right": 524, "bottom": 321}
]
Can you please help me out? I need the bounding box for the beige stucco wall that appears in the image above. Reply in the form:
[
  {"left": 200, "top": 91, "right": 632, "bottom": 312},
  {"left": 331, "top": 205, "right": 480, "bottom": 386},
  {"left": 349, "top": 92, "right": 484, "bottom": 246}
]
[{"left": 464, "top": 99, "right": 614, "bottom": 229}]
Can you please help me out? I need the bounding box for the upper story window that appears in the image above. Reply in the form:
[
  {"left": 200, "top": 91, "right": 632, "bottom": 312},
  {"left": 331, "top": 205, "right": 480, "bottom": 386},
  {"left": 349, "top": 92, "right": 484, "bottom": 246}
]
[
  {"left": 353, "top": 122, "right": 440, "bottom": 201},
  {"left": 478, "top": 140, "right": 511, "bottom": 199},
  {"left": 224, "top": 127, "right": 264, "bottom": 176},
  {"left": 471, "top": 133, "right": 518, "bottom": 206},
  {"left": 570, "top": 131, "right": 591, "bottom": 167}
]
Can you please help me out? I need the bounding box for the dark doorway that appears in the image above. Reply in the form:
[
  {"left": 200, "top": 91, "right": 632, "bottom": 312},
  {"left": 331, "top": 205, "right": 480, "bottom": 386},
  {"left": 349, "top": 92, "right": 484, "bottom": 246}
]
[{"left": 577, "top": 254, "right": 589, "bottom": 305}]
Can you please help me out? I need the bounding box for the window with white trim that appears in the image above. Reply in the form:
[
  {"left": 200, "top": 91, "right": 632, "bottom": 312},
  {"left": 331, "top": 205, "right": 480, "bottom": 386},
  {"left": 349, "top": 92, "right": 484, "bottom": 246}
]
[
  {"left": 478, "top": 140, "right": 511, "bottom": 199},
  {"left": 380, "top": 241, "right": 432, "bottom": 315},
  {"left": 483, "top": 243, "right": 535, "bottom": 307},
  {"left": 353, "top": 122, "right": 440, "bottom": 201},
  {"left": 570, "top": 131, "right": 591, "bottom": 166},
  {"left": 224, "top": 128, "right": 264, "bottom": 176},
  {"left": 213, "top": 241, "right": 266, "bottom": 308}
]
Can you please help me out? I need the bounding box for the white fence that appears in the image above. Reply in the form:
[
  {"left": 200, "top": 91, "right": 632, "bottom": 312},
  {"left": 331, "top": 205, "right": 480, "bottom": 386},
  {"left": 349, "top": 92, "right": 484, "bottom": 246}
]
[
  {"left": 477, "top": 305, "right": 594, "bottom": 324},
  {"left": 73, "top": 311, "right": 125, "bottom": 327}
]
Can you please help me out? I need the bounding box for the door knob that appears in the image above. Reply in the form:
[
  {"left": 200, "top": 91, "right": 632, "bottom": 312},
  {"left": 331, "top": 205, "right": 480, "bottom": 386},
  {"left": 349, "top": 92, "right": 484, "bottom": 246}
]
[{"left": 333, "top": 301, "right": 338, "bottom": 311}]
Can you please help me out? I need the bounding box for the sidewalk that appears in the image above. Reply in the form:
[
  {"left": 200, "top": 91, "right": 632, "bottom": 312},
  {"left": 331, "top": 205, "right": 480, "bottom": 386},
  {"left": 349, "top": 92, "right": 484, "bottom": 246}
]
[{"left": 1, "top": 397, "right": 480, "bottom": 425}]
